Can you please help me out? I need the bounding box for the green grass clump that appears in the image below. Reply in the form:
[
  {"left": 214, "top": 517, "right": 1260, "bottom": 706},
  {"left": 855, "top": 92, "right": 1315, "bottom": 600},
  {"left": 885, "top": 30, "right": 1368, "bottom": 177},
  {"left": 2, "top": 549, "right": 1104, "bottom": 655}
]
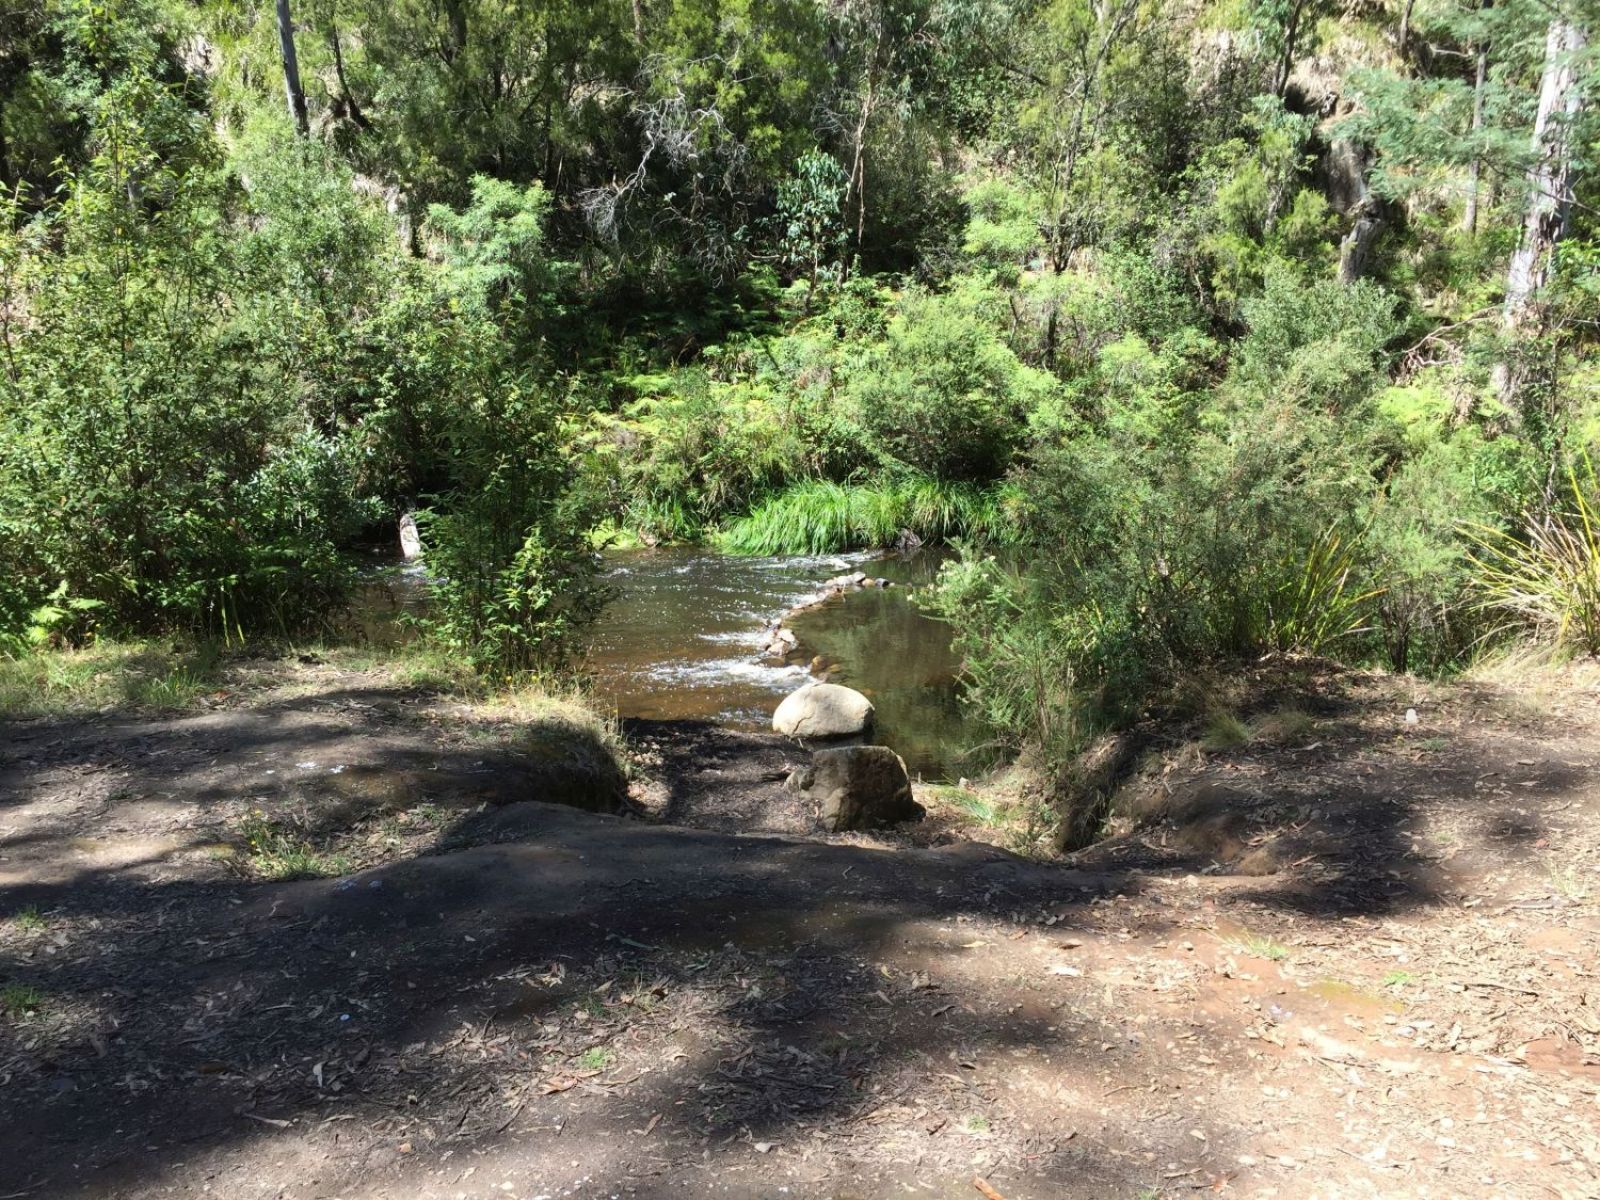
[
  {"left": 1229, "top": 932, "right": 1289, "bottom": 961},
  {"left": 237, "top": 814, "right": 352, "bottom": 881},
  {"left": 932, "top": 785, "right": 1002, "bottom": 825},
  {"left": 1201, "top": 711, "right": 1251, "bottom": 751},
  {"left": 10, "top": 907, "right": 46, "bottom": 932},
  {"left": 717, "top": 478, "right": 1018, "bottom": 555},
  {"left": 1, "top": 984, "right": 44, "bottom": 1018},
  {"left": 0, "top": 639, "right": 222, "bottom": 717},
  {"left": 1469, "top": 462, "right": 1600, "bottom": 656}
]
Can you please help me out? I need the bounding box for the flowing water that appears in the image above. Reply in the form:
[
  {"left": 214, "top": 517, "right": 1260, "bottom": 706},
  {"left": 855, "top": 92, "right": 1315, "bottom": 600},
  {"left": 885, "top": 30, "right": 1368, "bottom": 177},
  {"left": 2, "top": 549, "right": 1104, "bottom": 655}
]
[{"left": 353, "top": 547, "right": 984, "bottom": 781}]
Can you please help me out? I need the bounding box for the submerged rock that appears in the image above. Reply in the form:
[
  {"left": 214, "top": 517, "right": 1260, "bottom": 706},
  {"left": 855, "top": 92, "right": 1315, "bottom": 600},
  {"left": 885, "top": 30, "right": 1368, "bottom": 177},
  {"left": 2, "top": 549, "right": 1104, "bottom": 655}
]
[
  {"left": 789, "top": 745, "right": 923, "bottom": 832},
  {"left": 758, "top": 624, "right": 799, "bottom": 659},
  {"left": 772, "top": 682, "right": 874, "bottom": 739}
]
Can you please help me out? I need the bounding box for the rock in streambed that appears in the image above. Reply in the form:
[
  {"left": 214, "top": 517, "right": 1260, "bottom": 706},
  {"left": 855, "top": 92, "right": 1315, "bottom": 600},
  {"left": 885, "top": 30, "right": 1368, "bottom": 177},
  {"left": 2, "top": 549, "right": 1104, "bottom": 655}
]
[
  {"left": 772, "top": 682, "right": 874, "bottom": 739},
  {"left": 788, "top": 744, "right": 924, "bottom": 832}
]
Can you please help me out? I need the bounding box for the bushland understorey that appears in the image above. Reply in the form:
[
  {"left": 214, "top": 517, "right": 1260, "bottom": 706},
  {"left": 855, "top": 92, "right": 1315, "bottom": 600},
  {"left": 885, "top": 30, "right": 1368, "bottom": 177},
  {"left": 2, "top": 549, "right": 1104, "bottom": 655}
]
[{"left": 3, "top": 3, "right": 1600, "bottom": 1191}]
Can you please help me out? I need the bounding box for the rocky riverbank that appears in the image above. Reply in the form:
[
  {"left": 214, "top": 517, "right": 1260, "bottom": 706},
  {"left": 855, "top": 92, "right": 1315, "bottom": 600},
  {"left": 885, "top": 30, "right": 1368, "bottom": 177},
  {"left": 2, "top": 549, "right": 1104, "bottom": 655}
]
[{"left": 757, "top": 569, "right": 897, "bottom": 662}]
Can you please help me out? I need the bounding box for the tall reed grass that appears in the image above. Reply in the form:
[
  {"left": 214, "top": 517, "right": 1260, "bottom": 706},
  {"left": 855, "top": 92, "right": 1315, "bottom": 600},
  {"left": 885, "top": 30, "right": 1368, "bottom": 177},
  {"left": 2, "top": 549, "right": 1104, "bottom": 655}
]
[
  {"left": 1469, "top": 461, "right": 1600, "bottom": 656},
  {"left": 716, "top": 478, "right": 1019, "bottom": 555}
]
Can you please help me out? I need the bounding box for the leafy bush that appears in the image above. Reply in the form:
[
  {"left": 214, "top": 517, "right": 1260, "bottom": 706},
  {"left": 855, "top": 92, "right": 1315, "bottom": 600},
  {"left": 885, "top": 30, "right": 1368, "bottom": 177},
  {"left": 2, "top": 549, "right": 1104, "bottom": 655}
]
[
  {"left": 0, "top": 87, "right": 396, "bottom": 639},
  {"left": 585, "top": 278, "right": 1050, "bottom": 544},
  {"left": 416, "top": 388, "right": 608, "bottom": 679},
  {"left": 406, "top": 187, "right": 611, "bottom": 678},
  {"left": 928, "top": 333, "right": 1386, "bottom": 774},
  {"left": 845, "top": 285, "right": 1058, "bottom": 481}
]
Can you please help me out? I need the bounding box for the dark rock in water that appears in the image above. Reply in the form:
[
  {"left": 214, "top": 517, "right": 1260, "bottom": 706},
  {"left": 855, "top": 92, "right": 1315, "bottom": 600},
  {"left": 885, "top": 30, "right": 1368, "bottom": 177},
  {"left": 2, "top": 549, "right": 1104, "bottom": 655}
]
[{"left": 789, "top": 745, "right": 924, "bottom": 832}]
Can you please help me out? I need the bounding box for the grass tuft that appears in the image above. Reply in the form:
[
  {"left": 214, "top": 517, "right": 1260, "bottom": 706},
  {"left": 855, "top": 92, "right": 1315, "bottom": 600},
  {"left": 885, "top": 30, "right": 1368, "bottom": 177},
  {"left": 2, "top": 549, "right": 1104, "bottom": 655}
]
[
  {"left": 1, "top": 983, "right": 44, "bottom": 1018},
  {"left": 1469, "top": 459, "right": 1600, "bottom": 656},
  {"left": 0, "top": 639, "right": 224, "bottom": 717},
  {"left": 930, "top": 785, "right": 1002, "bottom": 825},
  {"left": 11, "top": 906, "right": 46, "bottom": 932},
  {"left": 237, "top": 813, "right": 352, "bottom": 881},
  {"left": 1252, "top": 706, "right": 1316, "bottom": 745},
  {"left": 1201, "top": 711, "right": 1251, "bottom": 752},
  {"left": 1228, "top": 932, "right": 1289, "bottom": 961}
]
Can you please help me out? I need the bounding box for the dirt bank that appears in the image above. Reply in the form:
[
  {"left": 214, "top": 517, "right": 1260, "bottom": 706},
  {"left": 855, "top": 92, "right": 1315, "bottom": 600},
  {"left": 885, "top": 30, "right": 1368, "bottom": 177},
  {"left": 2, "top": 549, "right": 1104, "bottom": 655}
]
[{"left": 1, "top": 659, "right": 1596, "bottom": 1199}]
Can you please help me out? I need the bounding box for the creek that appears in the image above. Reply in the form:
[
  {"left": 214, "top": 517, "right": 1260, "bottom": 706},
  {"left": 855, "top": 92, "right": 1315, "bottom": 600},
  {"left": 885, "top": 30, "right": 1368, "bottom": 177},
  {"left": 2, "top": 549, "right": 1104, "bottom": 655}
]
[{"left": 353, "top": 547, "right": 984, "bottom": 781}]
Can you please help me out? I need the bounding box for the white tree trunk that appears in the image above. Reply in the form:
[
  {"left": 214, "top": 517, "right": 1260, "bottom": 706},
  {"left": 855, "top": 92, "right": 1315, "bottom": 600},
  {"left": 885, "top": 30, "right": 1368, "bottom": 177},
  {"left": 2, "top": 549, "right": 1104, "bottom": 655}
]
[
  {"left": 1503, "top": 18, "right": 1586, "bottom": 323},
  {"left": 1497, "top": 17, "right": 1586, "bottom": 407}
]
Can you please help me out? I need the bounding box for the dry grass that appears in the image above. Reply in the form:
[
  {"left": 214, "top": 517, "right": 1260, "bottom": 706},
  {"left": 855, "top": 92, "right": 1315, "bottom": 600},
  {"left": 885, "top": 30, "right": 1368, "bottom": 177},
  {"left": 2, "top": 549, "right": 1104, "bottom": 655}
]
[
  {"left": 1252, "top": 706, "right": 1317, "bottom": 745},
  {"left": 1202, "top": 711, "right": 1251, "bottom": 751}
]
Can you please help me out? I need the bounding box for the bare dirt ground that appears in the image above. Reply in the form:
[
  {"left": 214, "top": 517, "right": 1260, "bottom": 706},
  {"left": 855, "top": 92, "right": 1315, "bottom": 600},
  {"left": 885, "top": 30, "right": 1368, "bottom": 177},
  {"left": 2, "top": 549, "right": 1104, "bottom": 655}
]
[{"left": 1, "top": 659, "right": 1598, "bottom": 1200}]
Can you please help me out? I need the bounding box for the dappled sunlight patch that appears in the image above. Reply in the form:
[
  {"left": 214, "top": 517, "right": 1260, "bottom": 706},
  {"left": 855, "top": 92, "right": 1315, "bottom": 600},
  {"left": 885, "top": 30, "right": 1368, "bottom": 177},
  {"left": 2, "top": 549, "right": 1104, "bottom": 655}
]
[{"left": 0, "top": 639, "right": 227, "bottom": 717}]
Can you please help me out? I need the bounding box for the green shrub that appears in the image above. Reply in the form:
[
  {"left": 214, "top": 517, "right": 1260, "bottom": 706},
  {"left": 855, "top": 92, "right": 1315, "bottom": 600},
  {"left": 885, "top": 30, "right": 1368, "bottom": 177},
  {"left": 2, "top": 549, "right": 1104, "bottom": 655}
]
[
  {"left": 416, "top": 386, "right": 607, "bottom": 679},
  {"left": 845, "top": 285, "right": 1057, "bottom": 481},
  {"left": 919, "top": 552, "right": 1092, "bottom": 761},
  {"left": 927, "top": 337, "right": 1386, "bottom": 772},
  {"left": 0, "top": 92, "right": 391, "bottom": 639}
]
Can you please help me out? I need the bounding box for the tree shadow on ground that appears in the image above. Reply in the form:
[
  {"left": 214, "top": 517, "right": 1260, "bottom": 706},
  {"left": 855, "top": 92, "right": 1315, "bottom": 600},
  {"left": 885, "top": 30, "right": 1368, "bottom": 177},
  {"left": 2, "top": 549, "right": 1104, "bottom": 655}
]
[
  {"left": 0, "top": 685, "right": 626, "bottom": 892},
  {"left": 1, "top": 799, "right": 1172, "bottom": 1199},
  {"left": 1070, "top": 676, "right": 1587, "bottom": 918},
  {"left": 3, "top": 669, "right": 1587, "bottom": 1198}
]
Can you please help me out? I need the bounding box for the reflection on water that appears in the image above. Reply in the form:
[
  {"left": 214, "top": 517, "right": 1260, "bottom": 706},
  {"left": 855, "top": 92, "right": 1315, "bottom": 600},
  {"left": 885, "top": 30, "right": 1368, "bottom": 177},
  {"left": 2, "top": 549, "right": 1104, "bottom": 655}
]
[
  {"left": 351, "top": 547, "right": 985, "bottom": 780},
  {"left": 348, "top": 560, "right": 430, "bottom": 644}
]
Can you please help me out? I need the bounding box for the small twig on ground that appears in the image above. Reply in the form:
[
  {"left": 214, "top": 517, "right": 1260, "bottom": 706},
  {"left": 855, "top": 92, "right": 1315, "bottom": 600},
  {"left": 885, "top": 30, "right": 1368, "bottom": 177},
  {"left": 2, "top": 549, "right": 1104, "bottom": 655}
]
[
  {"left": 239, "top": 1111, "right": 292, "bottom": 1128},
  {"left": 973, "top": 1178, "right": 1007, "bottom": 1200}
]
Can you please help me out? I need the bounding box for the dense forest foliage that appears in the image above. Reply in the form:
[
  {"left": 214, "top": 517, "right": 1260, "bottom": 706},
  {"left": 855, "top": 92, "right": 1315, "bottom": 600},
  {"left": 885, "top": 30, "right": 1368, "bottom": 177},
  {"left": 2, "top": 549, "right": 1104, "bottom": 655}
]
[{"left": 3, "top": 0, "right": 1599, "bottom": 792}]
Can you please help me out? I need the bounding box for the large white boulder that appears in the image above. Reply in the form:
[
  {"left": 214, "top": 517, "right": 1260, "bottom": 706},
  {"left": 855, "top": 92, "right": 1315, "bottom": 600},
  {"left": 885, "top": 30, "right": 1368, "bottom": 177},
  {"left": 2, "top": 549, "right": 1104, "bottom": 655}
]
[{"left": 772, "top": 682, "right": 874, "bottom": 739}]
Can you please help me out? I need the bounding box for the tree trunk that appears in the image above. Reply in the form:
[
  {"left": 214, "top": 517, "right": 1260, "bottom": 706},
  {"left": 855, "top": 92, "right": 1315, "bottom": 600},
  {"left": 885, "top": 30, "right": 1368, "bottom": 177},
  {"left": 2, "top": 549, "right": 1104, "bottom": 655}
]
[
  {"left": 1331, "top": 135, "right": 1386, "bottom": 284},
  {"left": 1504, "top": 18, "right": 1585, "bottom": 317},
  {"left": 1273, "top": 0, "right": 1307, "bottom": 97},
  {"left": 275, "top": 0, "right": 309, "bottom": 135},
  {"left": 327, "top": 24, "right": 371, "bottom": 130},
  {"left": 1497, "top": 17, "right": 1587, "bottom": 405},
  {"left": 632, "top": 0, "right": 645, "bottom": 45},
  {"left": 840, "top": 24, "right": 881, "bottom": 286},
  {"left": 1463, "top": 41, "right": 1487, "bottom": 233},
  {"left": 1339, "top": 206, "right": 1385, "bottom": 284},
  {"left": 1397, "top": 0, "right": 1416, "bottom": 59},
  {"left": 442, "top": 0, "right": 468, "bottom": 63},
  {"left": 0, "top": 96, "right": 11, "bottom": 193}
]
